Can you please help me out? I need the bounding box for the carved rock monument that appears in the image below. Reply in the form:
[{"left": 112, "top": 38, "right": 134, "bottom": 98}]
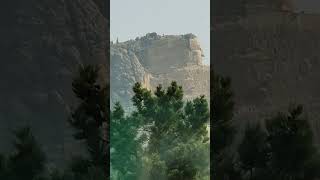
[{"left": 110, "top": 33, "right": 210, "bottom": 110}]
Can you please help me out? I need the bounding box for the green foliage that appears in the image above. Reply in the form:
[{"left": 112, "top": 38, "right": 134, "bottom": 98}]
[
  {"left": 165, "top": 141, "right": 206, "bottom": 180},
  {"left": 0, "top": 154, "right": 6, "bottom": 178},
  {"left": 214, "top": 155, "right": 243, "bottom": 180},
  {"left": 237, "top": 123, "right": 268, "bottom": 180},
  {"left": 212, "top": 72, "right": 236, "bottom": 180},
  {"left": 212, "top": 72, "right": 320, "bottom": 180},
  {"left": 167, "top": 157, "right": 197, "bottom": 180},
  {"left": 235, "top": 105, "right": 320, "bottom": 180},
  {"left": 144, "top": 153, "right": 167, "bottom": 180},
  {"left": 69, "top": 65, "right": 108, "bottom": 169},
  {"left": 134, "top": 81, "right": 209, "bottom": 178},
  {"left": 212, "top": 73, "right": 235, "bottom": 155},
  {"left": 8, "top": 127, "right": 47, "bottom": 180},
  {"left": 47, "top": 165, "right": 106, "bottom": 180},
  {"left": 110, "top": 103, "right": 142, "bottom": 179},
  {"left": 0, "top": 127, "right": 47, "bottom": 180},
  {"left": 67, "top": 156, "right": 92, "bottom": 178},
  {"left": 111, "top": 81, "right": 210, "bottom": 180},
  {"left": 132, "top": 81, "right": 209, "bottom": 151},
  {"left": 0, "top": 65, "right": 110, "bottom": 180},
  {"left": 265, "top": 105, "right": 318, "bottom": 180},
  {"left": 49, "top": 169, "right": 66, "bottom": 180}
]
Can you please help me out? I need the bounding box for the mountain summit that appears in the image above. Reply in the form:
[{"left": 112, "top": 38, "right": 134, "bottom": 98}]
[{"left": 110, "top": 33, "right": 209, "bottom": 110}]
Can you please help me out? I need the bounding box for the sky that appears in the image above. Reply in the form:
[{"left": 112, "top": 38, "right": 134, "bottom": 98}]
[
  {"left": 110, "top": 0, "right": 320, "bottom": 66},
  {"left": 110, "top": 0, "right": 210, "bottom": 64}
]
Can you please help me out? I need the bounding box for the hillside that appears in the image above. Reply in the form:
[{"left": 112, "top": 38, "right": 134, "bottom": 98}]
[
  {"left": 213, "top": 5, "right": 320, "bottom": 143},
  {"left": 110, "top": 33, "right": 210, "bottom": 110},
  {"left": 0, "top": 0, "right": 108, "bottom": 166}
]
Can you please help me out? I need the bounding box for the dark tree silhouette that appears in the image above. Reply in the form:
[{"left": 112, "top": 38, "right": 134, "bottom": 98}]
[
  {"left": 238, "top": 124, "right": 269, "bottom": 180},
  {"left": 69, "top": 65, "right": 108, "bottom": 176},
  {"left": 266, "top": 105, "right": 319, "bottom": 180},
  {"left": 212, "top": 72, "right": 237, "bottom": 179},
  {"left": 8, "top": 127, "right": 46, "bottom": 180}
]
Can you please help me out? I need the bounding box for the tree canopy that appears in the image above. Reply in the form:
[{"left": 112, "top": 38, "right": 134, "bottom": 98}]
[{"left": 111, "top": 81, "right": 210, "bottom": 180}]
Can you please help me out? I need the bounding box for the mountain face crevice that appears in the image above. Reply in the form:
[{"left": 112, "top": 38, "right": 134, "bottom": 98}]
[{"left": 111, "top": 33, "right": 209, "bottom": 111}]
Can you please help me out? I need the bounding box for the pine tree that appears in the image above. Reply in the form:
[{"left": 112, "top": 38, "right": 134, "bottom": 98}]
[
  {"left": 0, "top": 153, "right": 6, "bottom": 179},
  {"left": 166, "top": 156, "right": 197, "bottom": 180},
  {"left": 132, "top": 81, "right": 209, "bottom": 151},
  {"left": 238, "top": 123, "right": 269, "bottom": 180},
  {"left": 211, "top": 71, "right": 236, "bottom": 179},
  {"left": 212, "top": 72, "right": 235, "bottom": 155},
  {"left": 110, "top": 102, "right": 142, "bottom": 179},
  {"left": 130, "top": 81, "right": 210, "bottom": 179},
  {"left": 8, "top": 127, "right": 46, "bottom": 180},
  {"left": 265, "top": 105, "right": 320, "bottom": 180},
  {"left": 69, "top": 65, "right": 108, "bottom": 175}
]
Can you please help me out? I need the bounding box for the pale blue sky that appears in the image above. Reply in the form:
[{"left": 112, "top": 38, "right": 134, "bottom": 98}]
[{"left": 110, "top": 0, "right": 210, "bottom": 64}]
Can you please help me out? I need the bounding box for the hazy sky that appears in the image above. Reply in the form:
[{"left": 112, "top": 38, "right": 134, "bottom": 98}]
[
  {"left": 110, "top": 0, "right": 210, "bottom": 64},
  {"left": 110, "top": 0, "right": 320, "bottom": 65}
]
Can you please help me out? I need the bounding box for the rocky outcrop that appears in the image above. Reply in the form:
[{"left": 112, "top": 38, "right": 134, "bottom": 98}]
[
  {"left": 213, "top": 9, "right": 320, "bottom": 143},
  {"left": 0, "top": 0, "right": 108, "bottom": 167},
  {"left": 111, "top": 33, "right": 209, "bottom": 110}
]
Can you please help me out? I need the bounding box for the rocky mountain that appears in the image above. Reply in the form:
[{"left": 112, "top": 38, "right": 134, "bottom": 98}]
[
  {"left": 110, "top": 33, "right": 210, "bottom": 110},
  {"left": 213, "top": 1, "right": 320, "bottom": 143},
  {"left": 0, "top": 0, "right": 108, "bottom": 167}
]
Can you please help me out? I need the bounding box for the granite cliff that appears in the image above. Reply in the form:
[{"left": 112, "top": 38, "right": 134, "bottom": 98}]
[
  {"left": 0, "top": 0, "right": 108, "bottom": 166},
  {"left": 213, "top": 0, "right": 320, "bottom": 143},
  {"left": 110, "top": 33, "right": 210, "bottom": 110}
]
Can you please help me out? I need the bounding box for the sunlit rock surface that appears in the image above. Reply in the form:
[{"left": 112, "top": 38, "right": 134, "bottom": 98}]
[{"left": 110, "top": 33, "right": 210, "bottom": 110}]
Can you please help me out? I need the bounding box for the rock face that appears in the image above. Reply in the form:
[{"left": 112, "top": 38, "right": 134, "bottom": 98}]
[
  {"left": 213, "top": 3, "right": 320, "bottom": 143},
  {"left": 111, "top": 33, "right": 209, "bottom": 110},
  {"left": 0, "top": 0, "right": 108, "bottom": 166}
]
